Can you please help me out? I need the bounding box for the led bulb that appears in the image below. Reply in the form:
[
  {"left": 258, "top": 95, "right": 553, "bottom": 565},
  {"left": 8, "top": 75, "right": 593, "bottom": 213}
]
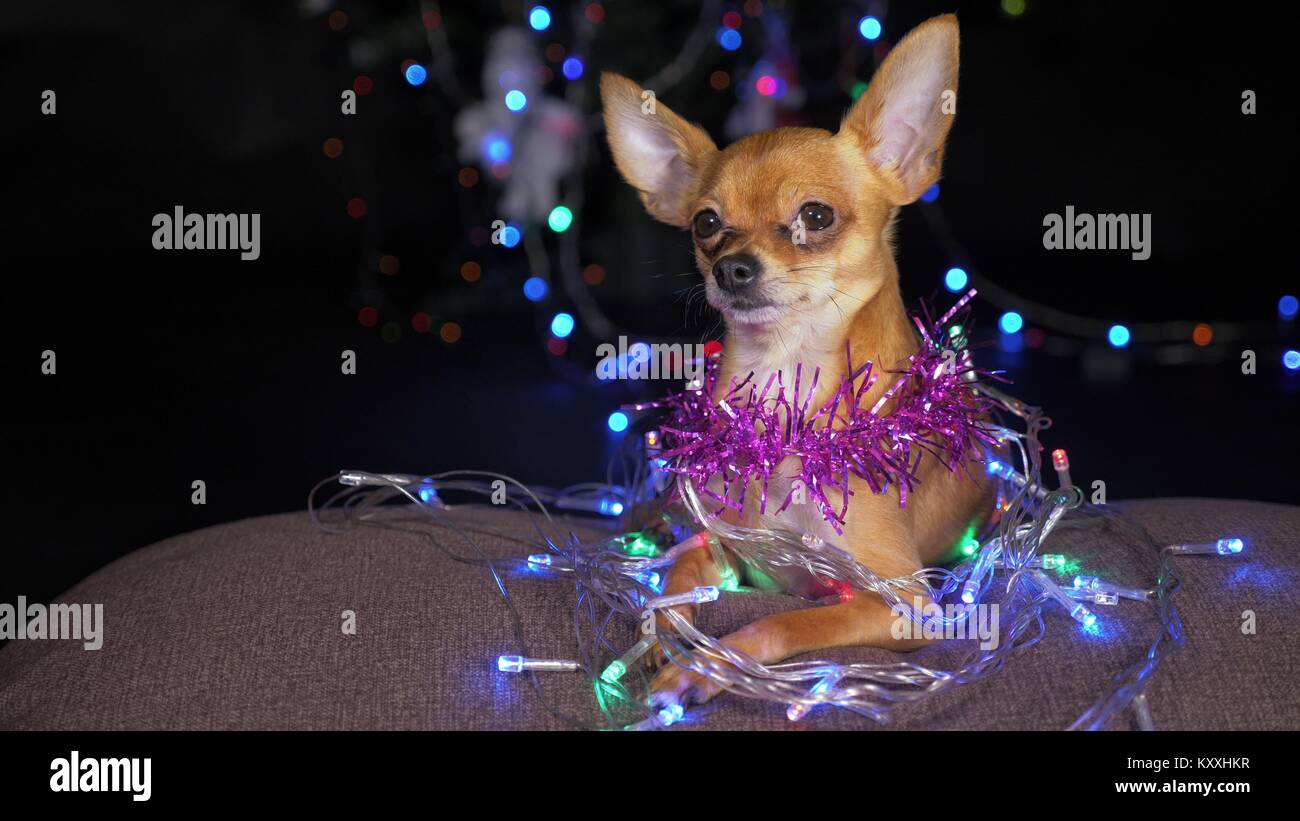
[
  {"left": 1040, "top": 554, "right": 1065, "bottom": 571},
  {"left": 787, "top": 669, "right": 845, "bottom": 722},
  {"left": 1167, "top": 537, "right": 1246, "bottom": 556},
  {"left": 527, "top": 553, "right": 554, "bottom": 567},
  {"left": 1051, "top": 449, "right": 1070, "bottom": 471},
  {"left": 693, "top": 585, "right": 720, "bottom": 603},
  {"left": 496, "top": 656, "right": 580, "bottom": 673},
  {"left": 657, "top": 703, "right": 684, "bottom": 726},
  {"left": 600, "top": 660, "right": 627, "bottom": 683},
  {"left": 645, "top": 585, "right": 721, "bottom": 611}
]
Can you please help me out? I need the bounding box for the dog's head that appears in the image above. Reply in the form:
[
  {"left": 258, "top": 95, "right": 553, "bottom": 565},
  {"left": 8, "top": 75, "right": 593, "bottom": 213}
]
[{"left": 601, "top": 14, "right": 959, "bottom": 330}]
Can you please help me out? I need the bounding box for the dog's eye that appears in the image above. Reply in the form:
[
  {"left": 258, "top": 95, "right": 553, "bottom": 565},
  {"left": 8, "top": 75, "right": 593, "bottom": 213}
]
[
  {"left": 693, "top": 210, "right": 722, "bottom": 239},
  {"left": 799, "top": 203, "right": 834, "bottom": 231}
]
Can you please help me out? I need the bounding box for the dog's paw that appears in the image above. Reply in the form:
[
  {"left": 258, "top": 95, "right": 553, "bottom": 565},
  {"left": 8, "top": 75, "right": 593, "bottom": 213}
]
[{"left": 649, "top": 661, "right": 724, "bottom": 709}]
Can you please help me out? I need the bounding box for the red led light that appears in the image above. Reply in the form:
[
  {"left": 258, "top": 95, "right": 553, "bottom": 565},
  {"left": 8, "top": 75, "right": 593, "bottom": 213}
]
[{"left": 1051, "top": 449, "right": 1069, "bottom": 470}]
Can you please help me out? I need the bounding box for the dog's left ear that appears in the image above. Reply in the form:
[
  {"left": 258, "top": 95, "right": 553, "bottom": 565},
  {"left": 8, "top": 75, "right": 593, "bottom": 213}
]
[{"left": 840, "top": 14, "right": 959, "bottom": 205}]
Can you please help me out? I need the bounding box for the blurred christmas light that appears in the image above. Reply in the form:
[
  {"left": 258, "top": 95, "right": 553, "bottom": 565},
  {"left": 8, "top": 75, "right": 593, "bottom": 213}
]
[
  {"left": 483, "top": 132, "right": 512, "bottom": 163},
  {"left": 460, "top": 261, "right": 481, "bottom": 282},
  {"left": 585, "top": 3, "right": 605, "bottom": 24},
  {"left": 943, "top": 267, "right": 968, "bottom": 293},
  {"left": 722, "top": 10, "right": 743, "bottom": 28},
  {"left": 710, "top": 70, "right": 731, "bottom": 90},
  {"left": 440, "top": 322, "right": 462, "bottom": 344},
  {"left": 500, "top": 223, "right": 522, "bottom": 248},
  {"left": 756, "top": 75, "right": 778, "bottom": 96},
  {"left": 546, "top": 337, "right": 567, "bottom": 356},
  {"left": 523, "top": 277, "right": 548, "bottom": 301},
  {"left": 850, "top": 80, "right": 868, "bottom": 99},
  {"left": 999, "top": 311, "right": 1024, "bottom": 334},
  {"left": 550, "top": 312, "right": 575, "bottom": 338},
  {"left": 1280, "top": 294, "right": 1299, "bottom": 320},
  {"left": 562, "top": 56, "right": 584, "bottom": 80},
  {"left": 504, "top": 89, "right": 528, "bottom": 112},
  {"left": 858, "top": 16, "right": 882, "bottom": 40},
  {"left": 404, "top": 63, "right": 428, "bottom": 86},
  {"left": 547, "top": 205, "right": 574, "bottom": 232},
  {"left": 353, "top": 75, "right": 373, "bottom": 96},
  {"left": 717, "top": 28, "right": 742, "bottom": 51},
  {"left": 346, "top": 197, "right": 367, "bottom": 219},
  {"left": 1107, "top": 324, "right": 1131, "bottom": 348},
  {"left": 582, "top": 263, "right": 606, "bottom": 285},
  {"left": 1192, "top": 323, "right": 1213, "bottom": 346},
  {"left": 1002, "top": 0, "right": 1026, "bottom": 17},
  {"left": 1284, "top": 349, "right": 1300, "bottom": 370},
  {"left": 920, "top": 183, "right": 940, "bottom": 203},
  {"left": 358, "top": 306, "right": 378, "bottom": 328},
  {"left": 607, "top": 411, "right": 629, "bottom": 432},
  {"left": 322, "top": 137, "right": 343, "bottom": 158},
  {"left": 528, "top": 6, "right": 552, "bottom": 31}
]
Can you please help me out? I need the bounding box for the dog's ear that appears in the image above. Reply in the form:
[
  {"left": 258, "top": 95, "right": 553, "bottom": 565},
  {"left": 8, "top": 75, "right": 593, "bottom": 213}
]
[
  {"left": 839, "top": 14, "right": 959, "bottom": 205},
  {"left": 600, "top": 72, "right": 717, "bottom": 227}
]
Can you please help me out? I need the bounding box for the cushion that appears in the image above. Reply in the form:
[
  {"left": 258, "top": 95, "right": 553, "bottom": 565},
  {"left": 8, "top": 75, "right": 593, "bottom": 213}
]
[{"left": 1, "top": 498, "right": 1296, "bottom": 730}]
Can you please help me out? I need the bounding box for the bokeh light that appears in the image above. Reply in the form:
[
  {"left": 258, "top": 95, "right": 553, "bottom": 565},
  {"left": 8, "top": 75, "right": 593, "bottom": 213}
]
[
  {"left": 562, "top": 56, "right": 584, "bottom": 80},
  {"left": 440, "top": 322, "right": 462, "bottom": 344},
  {"left": 404, "top": 63, "right": 427, "bottom": 86},
  {"left": 607, "top": 411, "right": 629, "bottom": 433},
  {"left": 999, "top": 311, "right": 1024, "bottom": 334},
  {"left": 944, "top": 267, "right": 968, "bottom": 292},
  {"left": 717, "top": 28, "right": 742, "bottom": 50},
  {"left": 547, "top": 205, "right": 573, "bottom": 232},
  {"left": 528, "top": 6, "right": 552, "bottom": 31},
  {"left": 504, "top": 89, "right": 528, "bottom": 112},
  {"left": 858, "top": 16, "right": 882, "bottom": 40},
  {"left": 523, "top": 277, "right": 548, "bottom": 301},
  {"left": 1107, "top": 324, "right": 1131, "bottom": 348},
  {"left": 551, "top": 312, "right": 575, "bottom": 338}
]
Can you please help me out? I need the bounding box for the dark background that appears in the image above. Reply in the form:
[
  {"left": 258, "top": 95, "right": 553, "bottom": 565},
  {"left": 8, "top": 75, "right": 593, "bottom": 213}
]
[{"left": 2, "top": 0, "right": 1296, "bottom": 608}]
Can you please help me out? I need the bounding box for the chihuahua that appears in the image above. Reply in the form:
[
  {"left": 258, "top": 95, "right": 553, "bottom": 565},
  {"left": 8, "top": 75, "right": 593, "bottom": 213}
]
[{"left": 601, "top": 14, "right": 994, "bottom": 707}]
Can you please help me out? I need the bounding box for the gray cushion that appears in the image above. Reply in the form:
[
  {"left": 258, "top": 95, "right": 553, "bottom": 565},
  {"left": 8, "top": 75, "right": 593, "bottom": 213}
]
[{"left": 1, "top": 498, "right": 1296, "bottom": 730}]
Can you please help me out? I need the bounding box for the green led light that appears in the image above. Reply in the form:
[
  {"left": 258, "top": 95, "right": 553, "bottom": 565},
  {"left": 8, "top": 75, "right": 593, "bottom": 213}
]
[
  {"left": 547, "top": 205, "right": 573, "bottom": 233},
  {"left": 620, "top": 532, "right": 659, "bottom": 557},
  {"left": 718, "top": 564, "right": 741, "bottom": 592},
  {"left": 961, "top": 540, "right": 978, "bottom": 557},
  {"left": 949, "top": 324, "right": 963, "bottom": 338},
  {"left": 601, "top": 660, "right": 626, "bottom": 683}
]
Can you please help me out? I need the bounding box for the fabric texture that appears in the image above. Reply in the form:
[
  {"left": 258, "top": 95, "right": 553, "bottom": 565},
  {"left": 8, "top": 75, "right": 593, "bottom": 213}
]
[{"left": 1, "top": 498, "right": 1296, "bottom": 730}]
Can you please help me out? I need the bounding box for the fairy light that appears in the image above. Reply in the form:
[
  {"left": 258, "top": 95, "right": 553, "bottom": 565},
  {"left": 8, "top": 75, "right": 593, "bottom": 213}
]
[
  {"left": 1073, "top": 575, "right": 1153, "bottom": 602},
  {"left": 601, "top": 635, "right": 659, "bottom": 683},
  {"left": 1051, "top": 448, "right": 1072, "bottom": 488},
  {"left": 1031, "top": 570, "right": 1097, "bottom": 629},
  {"left": 645, "top": 586, "right": 720, "bottom": 610},
  {"left": 787, "top": 669, "right": 844, "bottom": 721},
  {"left": 497, "top": 656, "right": 580, "bottom": 673},
  {"left": 1166, "top": 537, "right": 1244, "bottom": 556}
]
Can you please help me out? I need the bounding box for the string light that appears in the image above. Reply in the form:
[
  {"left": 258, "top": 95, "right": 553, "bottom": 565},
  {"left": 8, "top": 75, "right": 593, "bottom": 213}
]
[
  {"left": 1107, "top": 324, "right": 1132, "bottom": 348},
  {"left": 497, "top": 656, "right": 580, "bottom": 673},
  {"left": 523, "top": 277, "right": 548, "bottom": 302},
  {"left": 403, "top": 63, "right": 428, "bottom": 86},
  {"left": 1051, "top": 448, "right": 1072, "bottom": 488},
  {"left": 858, "top": 16, "right": 882, "bottom": 40},
  {"left": 944, "top": 267, "right": 968, "bottom": 293},
  {"left": 1166, "top": 538, "right": 1245, "bottom": 556},
  {"left": 504, "top": 89, "right": 528, "bottom": 112},
  {"left": 550, "top": 312, "right": 575, "bottom": 338},
  {"left": 562, "top": 56, "right": 584, "bottom": 80},
  {"left": 528, "top": 5, "right": 552, "bottom": 31},
  {"left": 1280, "top": 295, "right": 1299, "bottom": 320},
  {"left": 547, "top": 205, "right": 574, "bottom": 232}
]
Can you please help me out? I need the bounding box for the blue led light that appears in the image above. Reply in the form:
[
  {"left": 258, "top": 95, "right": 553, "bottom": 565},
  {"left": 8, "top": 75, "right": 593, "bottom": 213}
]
[
  {"left": 404, "top": 63, "right": 428, "bottom": 86},
  {"left": 505, "top": 89, "right": 528, "bottom": 112},
  {"left": 1281, "top": 295, "right": 1300, "bottom": 320},
  {"left": 550, "top": 311, "right": 575, "bottom": 338},
  {"left": 562, "top": 56, "right": 584, "bottom": 80},
  {"left": 717, "top": 28, "right": 742, "bottom": 51},
  {"left": 599, "top": 498, "right": 625, "bottom": 516},
  {"left": 858, "top": 16, "right": 882, "bottom": 40},
  {"left": 999, "top": 311, "right": 1024, "bottom": 334},
  {"left": 1284, "top": 349, "right": 1300, "bottom": 371},
  {"left": 944, "top": 267, "right": 968, "bottom": 293},
  {"left": 920, "top": 183, "right": 940, "bottom": 203},
  {"left": 417, "top": 483, "right": 438, "bottom": 504},
  {"left": 1216, "top": 538, "right": 1245, "bottom": 555},
  {"left": 528, "top": 5, "right": 552, "bottom": 31},
  {"left": 1107, "top": 324, "right": 1131, "bottom": 348},
  {"left": 607, "top": 411, "right": 629, "bottom": 432},
  {"left": 657, "top": 703, "right": 684, "bottom": 726},
  {"left": 523, "top": 277, "right": 548, "bottom": 302},
  {"left": 483, "top": 132, "right": 512, "bottom": 163},
  {"left": 500, "top": 224, "right": 522, "bottom": 248}
]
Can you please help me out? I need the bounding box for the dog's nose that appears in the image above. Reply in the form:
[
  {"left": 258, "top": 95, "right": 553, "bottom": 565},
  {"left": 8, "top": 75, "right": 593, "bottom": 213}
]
[{"left": 712, "top": 253, "right": 762, "bottom": 293}]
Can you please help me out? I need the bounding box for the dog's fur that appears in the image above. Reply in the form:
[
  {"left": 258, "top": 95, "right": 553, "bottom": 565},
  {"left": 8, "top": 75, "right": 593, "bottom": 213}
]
[{"left": 601, "top": 14, "right": 994, "bottom": 707}]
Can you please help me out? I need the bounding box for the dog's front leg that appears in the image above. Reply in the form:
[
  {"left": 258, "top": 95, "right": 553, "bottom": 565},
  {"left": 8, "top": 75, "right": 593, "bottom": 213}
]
[{"left": 649, "top": 587, "right": 933, "bottom": 709}]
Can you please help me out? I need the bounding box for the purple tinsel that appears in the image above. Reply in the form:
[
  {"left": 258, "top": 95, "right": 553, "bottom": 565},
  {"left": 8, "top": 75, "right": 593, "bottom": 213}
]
[{"left": 636, "top": 291, "right": 1002, "bottom": 534}]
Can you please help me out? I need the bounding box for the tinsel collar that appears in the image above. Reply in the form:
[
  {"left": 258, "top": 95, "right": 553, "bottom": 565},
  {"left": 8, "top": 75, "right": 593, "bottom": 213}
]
[{"left": 644, "top": 291, "right": 999, "bottom": 535}]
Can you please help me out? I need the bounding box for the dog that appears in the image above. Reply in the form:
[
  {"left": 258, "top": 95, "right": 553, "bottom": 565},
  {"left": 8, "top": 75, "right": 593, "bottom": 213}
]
[{"left": 600, "top": 14, "right": 995, "bottom": 708}]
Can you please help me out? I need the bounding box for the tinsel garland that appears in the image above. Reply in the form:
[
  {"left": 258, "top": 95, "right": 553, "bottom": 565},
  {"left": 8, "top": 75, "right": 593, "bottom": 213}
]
[{"left": 644, "top": 290, "right": 1001, "bottom": 534}]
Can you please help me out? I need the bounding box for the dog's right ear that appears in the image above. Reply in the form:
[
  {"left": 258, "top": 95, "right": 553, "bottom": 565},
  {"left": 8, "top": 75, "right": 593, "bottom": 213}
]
[{"left": 600, "top": 72, "right": 717, "bottom": 227}]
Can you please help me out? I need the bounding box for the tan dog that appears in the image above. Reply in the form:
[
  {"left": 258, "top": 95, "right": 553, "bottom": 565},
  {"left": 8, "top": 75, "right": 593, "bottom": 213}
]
[{"left": 601, "top": 14, "right": 995, "bottom": 708}]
